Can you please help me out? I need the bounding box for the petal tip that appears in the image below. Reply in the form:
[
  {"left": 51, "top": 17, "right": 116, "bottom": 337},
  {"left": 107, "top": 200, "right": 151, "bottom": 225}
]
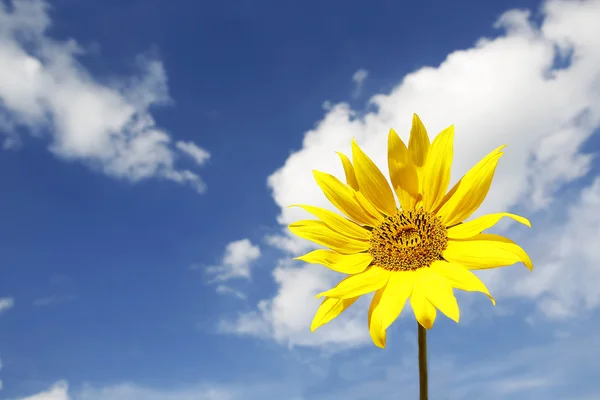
[{"left": 526, "top": 263, "right": 534, "bottom": 271}]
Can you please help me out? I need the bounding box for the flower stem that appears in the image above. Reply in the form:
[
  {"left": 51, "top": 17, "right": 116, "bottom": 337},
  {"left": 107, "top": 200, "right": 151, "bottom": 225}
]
[{"left": 418, "top": 322, "right": 428, "bottom": 400}]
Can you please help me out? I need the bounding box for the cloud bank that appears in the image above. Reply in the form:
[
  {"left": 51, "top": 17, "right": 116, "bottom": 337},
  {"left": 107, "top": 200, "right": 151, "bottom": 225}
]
[{"left": 0, "top": 0, "right": 209, "bottom": 192}]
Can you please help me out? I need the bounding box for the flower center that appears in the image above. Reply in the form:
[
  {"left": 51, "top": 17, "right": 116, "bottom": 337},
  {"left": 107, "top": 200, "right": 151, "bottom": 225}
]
[{"left": 368, "top": 208, "right": 448, "bottom": 271}]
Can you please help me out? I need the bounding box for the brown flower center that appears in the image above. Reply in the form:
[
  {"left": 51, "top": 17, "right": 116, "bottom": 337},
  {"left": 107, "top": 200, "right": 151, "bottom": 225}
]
[{"left": 368, "top": 208, "right": 448, "bottom": 271}]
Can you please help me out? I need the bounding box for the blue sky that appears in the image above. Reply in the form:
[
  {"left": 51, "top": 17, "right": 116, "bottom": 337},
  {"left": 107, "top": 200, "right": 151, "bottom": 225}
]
[{"left": 0, "top": 0, "right": 600, "bottom": 399}]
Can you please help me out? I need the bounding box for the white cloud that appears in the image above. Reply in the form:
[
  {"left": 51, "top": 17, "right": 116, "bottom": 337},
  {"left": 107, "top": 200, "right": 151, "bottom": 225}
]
[
  {"left": 215, "top": 284, "right": 247, "bottom": 300},
  {"left": 226, "top": 0, "right": 600, "bottom": 347},
  {"left": 220, "top": 259, "right": 369, "bottom": 347},
  {"left": 76, "top": 383, "right": 232, "bottom": 400},
  {"left": 0, "top": 0, "right": 209, "bottom": 193},
  {"left": 0, "top": 297, "right": 14, "bottom": 314},
  {"left": 206, "top": 239, "right": 261, "bottom": 281},
  {"left": 175, "top": 141, "right": 211, "bottom": 166},
  {"left": 13, "top": 381, "right": 304, "bottom": 400},
  {"left": 264, "top": 233, "right": 311, "bottom": 255},
  {"left": 351, "top": 68, "right": 368, "bottom": 98},
  {"left": 15, "top": 382, "right": 232, "bottom": 400},
  {"left": 19, "top": 381, "right": 69, "bottom": 400},
  {"left": 486, "top": 177, "right": 600, "bottom": 318}
]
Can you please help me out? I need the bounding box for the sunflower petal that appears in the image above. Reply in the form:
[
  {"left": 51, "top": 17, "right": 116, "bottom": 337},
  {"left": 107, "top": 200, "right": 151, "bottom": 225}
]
[
  {"left": 336, "top": 152, "right": 359, "bottom": 191},
  {"left": 368, "top": 287, "right": 387, "bottom": 348},
  {"left": 316, "top": 266, "right": 390, "bottom": 299},
  {"left": 430, "top": 260, "right": 495, "bottom": 305},
  {"left": 447, "top": 213, "right": 531, "bottom": 239},
  {"left": 418, "top": 268, "right": 460, "bottom": 323},
  {"left": 353, "top": 191, "right": 384, "bottom": 222},
  {"left": 408, "top": 114, "right": 430, "bottom": 169},
  {"left": 313, "top": 171, "right": 380, "bottom": 226},
  {"left": 410, "top": 283, "right": 437, "bottom": 329},
  {"left": 422, "top": 125, "right": 454, "bottom": 212},
  {"left": 388, "top": 128, "right": 419, "bottom": 211},
  {"left": 311, "top": 296, "right": 359, "bottom": 332},
  {"left": 436, "top": 146, "right": 506, "bottom": 226},
  {"left": 295, "top": 249, "right": 372, "bottom": 274},
  {"left": 368, "top": 271, "right": 415, "bottom": 348},
  {"left": 444, "top": 233, "right": 533, "bottom": 271},
  {"left": 290, "top": 204, "right": 371, "bottom": 240},
  {"left": 288, "top": 220, "right": 370, "bottom": 254},
  {"left": 351, "top": 139, "right": 397, "bottom": 216}
]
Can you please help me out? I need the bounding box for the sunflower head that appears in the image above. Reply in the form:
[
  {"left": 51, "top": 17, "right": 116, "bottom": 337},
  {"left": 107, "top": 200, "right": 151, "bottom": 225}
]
[
  {"left": 369, "top": 208, "right": 447, "bottom": 272},
  {"left": 289, "top": 114, "right": 533, "bottom": 348}
]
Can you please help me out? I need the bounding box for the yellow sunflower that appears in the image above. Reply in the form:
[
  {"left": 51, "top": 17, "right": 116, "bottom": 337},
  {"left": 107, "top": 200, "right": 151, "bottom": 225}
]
[{"left": 288, "top": 114, "right": 533, "bottom": 348}]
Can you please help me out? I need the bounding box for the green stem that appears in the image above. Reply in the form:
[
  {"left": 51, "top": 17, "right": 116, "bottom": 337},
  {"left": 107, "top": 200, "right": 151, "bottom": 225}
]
[{"left": 418, "top": 322, "right": 428, "bottom": 400}]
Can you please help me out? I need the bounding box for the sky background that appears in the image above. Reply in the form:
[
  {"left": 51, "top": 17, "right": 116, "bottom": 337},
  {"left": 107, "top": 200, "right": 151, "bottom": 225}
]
[{"left": 0, "top": 0, "right": 599, "bottom": 399}]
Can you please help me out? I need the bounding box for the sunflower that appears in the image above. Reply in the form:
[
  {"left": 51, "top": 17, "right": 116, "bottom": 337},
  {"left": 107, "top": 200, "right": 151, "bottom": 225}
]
[{"left": 288, "top": 114, "right": 533, "bottom": 348}]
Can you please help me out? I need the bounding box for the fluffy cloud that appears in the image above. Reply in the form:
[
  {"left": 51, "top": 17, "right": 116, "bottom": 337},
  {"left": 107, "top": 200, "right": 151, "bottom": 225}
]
[
  {"left": 224, "top": 0, "right": 600, "bottom": 347},
  {"left": 351, "top": 68, "right": 368, "bottom": 98},
  {"left": 13, "top": 381, "right": 306, "bottom": 400},
  {"left": 0, "top": 0, "right": 209, "bottom": 192},
  {"left": 206, "top": 239, "right": 261, "bottom": 281},
  {"left": 215, "top": 284, "right": 247, "bottom": 300},
  {"left": 175, "top": 141, "right": 211, "bottom": 166},
  {"left": 0, "top": 297, "right": 14, "bottom": 314},
  {"left": 486, "top": 177, "right": 600, "bottom": 318},
  {"left": 16, "top": 382, "right": 232, "bottom": 400},
  {"left": 19, "top": 381, "right": 69, "bottom": 400},
  {"left": 219, "top": 259, "right": 369, "bottom": 347}
]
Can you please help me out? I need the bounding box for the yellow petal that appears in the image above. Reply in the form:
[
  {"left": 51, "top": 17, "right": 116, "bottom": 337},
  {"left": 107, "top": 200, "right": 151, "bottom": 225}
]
[
  {"left": 316, "top": 266, "right": 390, "bottom": 299},
  {"left": 336, "top": 152, "right": 359, "bottom": 191},
  {"left": 447, "top": 213, "right": 531, "bottom": 239},
  {"left": 368, "top": 286, "right": 386, "bottom": 349},
  {"left": 368, "top": 287, "right": 387, "bottom": 348},
  {"left": 290, "top": 204, "right": 371, "bottom": 240},
  {"left": 368, "top": 271, "right": 416, "bottom": 348},
  {"left": 353, "top": 191, "right": 384, "bottom": 223},
  {"left": 408, "top": 114, "right": 430, "bottom": 169},
  {"left": 422, "top": 125, "right": 454, "bottom": 212},
  {"left": 388, "top": 128, "right": 419, "bottom": 211},
  {"left": 432, "top": 176, "right": 460, "bottom": 215},
  {"left": 311, "top": 296, "right": 359, "bottom": 332},
  {"left": 444, "top": 233, "right": 533, "bottom": 271},
  {"left": 351, "top": 139, "right": 397, "bottom": 216},
  {"left": 417, "top": 268, "right": 460, "bottom": 323},
  {"left": 294, "top": 249, "right": 372, "bottom": 274},
  {"left": 313, "top": 171, "right": 380, "bottom": 226},
  {"left": 410, "top": 283, "right": 437, "bottom": 329},
  {"left": 288, "top": 220, "right": 370, "bottom": 255},
  {"left": 430, "top": 260, "right": 495, "bottom": 305},
  {"left": 436, "top": 146, "right": 506, "bottom": 226}
]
